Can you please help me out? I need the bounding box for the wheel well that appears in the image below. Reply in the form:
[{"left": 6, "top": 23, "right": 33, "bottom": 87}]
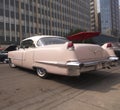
[
  {"left": 33, "top": 66, "right": 47, "bottom": 73},
  {"left": 33, "top": 66, "right": 37, "bottom": 70}
]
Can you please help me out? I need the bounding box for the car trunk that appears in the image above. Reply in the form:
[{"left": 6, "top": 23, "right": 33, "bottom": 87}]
[{"left": 74, "top": 44, "right": 109, "bottom": 62}]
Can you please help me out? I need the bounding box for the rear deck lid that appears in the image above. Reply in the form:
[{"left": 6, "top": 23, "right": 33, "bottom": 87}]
[{"left": 74, "top": 44, "right": 109, "bottom": 62}]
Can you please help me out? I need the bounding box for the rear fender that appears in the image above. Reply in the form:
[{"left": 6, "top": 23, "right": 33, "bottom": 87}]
[{"left": 101, "top": 44, "right": 116, "bottom": 57}]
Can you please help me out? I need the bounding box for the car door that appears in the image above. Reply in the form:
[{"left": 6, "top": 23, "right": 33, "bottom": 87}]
[
  {"left": 21, "top": 39, "right": 35, "bottom": 69},
  {"left": 11, "top": 48, "right": 24, "bottom": 66}
]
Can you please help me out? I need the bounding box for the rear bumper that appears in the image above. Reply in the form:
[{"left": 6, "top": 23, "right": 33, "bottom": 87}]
[
  {"left": 109, "top": 56, "right": 119, "bottom": 66},
  {"left": 66, "top": 56, "right": 119, "bottom": 76},
  {"left": 109, "top": 56, "right": 119, "bottom": 61}
]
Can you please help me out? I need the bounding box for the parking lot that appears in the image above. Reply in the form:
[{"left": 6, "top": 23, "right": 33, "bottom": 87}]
[{"left": 0, "top": 63, "right": 120, "bottom": 110}]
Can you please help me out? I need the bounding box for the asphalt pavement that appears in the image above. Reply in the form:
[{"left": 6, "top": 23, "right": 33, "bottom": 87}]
[{"left": 0, "top": 63, "right": 120, "bottom": 110}]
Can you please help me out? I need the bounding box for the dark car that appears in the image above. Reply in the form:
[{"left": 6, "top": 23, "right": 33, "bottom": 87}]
[
  {"left": 0, "top": 45, "right": 17, "bottom": 63},
  {"left": 111, "top": 42, "right": 120, "bottom": 59}
]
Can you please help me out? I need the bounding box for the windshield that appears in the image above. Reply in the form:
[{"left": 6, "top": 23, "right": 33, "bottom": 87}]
[{"left": 37, "top": 37, "right": 68, "bottom": 46}]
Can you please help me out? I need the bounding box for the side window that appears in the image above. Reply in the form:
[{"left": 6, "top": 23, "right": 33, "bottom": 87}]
[
  {"left": 20, "top": 40, "right": 35, "bottom": 48},
  {"left": 28, "top": 40, "right": 35, "bottom": 48}
]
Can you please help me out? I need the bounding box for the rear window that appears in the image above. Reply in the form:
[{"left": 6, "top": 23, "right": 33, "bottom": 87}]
[{"left": 37, "top": 37, "right": 68, "bottom": 46}]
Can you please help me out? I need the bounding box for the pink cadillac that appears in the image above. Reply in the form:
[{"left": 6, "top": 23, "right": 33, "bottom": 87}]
[{"left": 8, "top": 35, "right": 118, "bottom": 78}]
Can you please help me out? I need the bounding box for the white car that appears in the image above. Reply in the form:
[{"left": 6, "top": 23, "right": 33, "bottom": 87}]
[{"left": 8, "top": 35, "right": 118, "bottom": 78}]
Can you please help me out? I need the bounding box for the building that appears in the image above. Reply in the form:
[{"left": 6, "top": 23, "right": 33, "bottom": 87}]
[
  {"left": 90, "top": 0, "right": 98, "bottom": 31},
  {"left": 100, "top": 0, "right": 119, "bottom": 37},
  {"left": 0, "top": 0, "right": 91, "bottom": 45},
  {"left": 97, "top": 12, "right": 101, "bottom": 32},
  {"left": 119, "top": 6, "right": 120, "bottom": 36}
]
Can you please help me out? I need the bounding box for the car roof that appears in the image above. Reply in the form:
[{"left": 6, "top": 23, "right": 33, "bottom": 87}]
[{"left": 22, "top": 35, "right": 63, "bottom": 43}]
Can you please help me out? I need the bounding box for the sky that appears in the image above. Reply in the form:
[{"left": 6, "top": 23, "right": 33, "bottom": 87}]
[
  {"left": 97, "top": 0, "right": 100, "bottom": 12},
  {"left": 97, "top": 0, "right": 120, "bottom": 5},
  {"left": 97, "top": 0, "right": 120, "bottom": 12}
]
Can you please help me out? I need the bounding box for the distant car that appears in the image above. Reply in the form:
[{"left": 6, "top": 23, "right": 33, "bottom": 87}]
[
  {"left": 8, "top": 35, "right": 118, "bottom": 78},
  {"left": 0, "top": 45, "right": 17, "bottom": 63}
]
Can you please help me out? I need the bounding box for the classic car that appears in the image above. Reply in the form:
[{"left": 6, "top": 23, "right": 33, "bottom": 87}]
[
  {"left": 0, "top": 44, "right": 17, "bottom": 63},
  {"left": 102, "top": 42, "right": 120, "bottom": 59},
  {"left": 8, "top": 35, "right": 118, "bottom": 78}
]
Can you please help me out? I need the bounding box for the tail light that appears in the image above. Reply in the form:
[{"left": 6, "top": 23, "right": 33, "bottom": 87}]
[
  {"left": 67, "top": 42, "right": 74, "bottom": 50},
  {"left": 107, "top": 43, "right": 112, "bottom": 48}
]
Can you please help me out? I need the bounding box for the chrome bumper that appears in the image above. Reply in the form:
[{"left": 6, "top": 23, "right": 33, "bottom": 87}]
[
  {"left": 109, "top": 56, "right": 119, "bottom": 61},
  {"left": 66, "top": 56, "right": 119, "bottom": 76},
  {"left": 109, "top": 56, "right": 119, "bottom": 66}
]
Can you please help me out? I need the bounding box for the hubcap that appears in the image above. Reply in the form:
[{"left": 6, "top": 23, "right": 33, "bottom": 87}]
[{"left": 37, "top": 68, "right": 46, "bottom": 77}]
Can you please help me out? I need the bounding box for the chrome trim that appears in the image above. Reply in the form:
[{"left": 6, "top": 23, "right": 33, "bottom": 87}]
[
  {"left": 66, "top": 61, "right": 81, "bottom": 67},
  {"left": 108, "top": 56, "right": 119, "bottom": 67},
  {"left": 81, "top": 59, "right": 111, "bottom": 67},
  {"left": 36, "top": 58, "right": 117, "bottom": 68},
  {"left": 36, "top": 59, "right": 111, "bottom": 67},
  {"left": 36, "top": 61, "right": 83, "bottom": 68},
  {"left": 109, "top": 56, "right": 119, "bottom": 61},
  {"left": 36, "top": 61, "right": 66, "bottom": 67},
  {"left": 35, "top": 57, "right": 118, "bottom": 76}
]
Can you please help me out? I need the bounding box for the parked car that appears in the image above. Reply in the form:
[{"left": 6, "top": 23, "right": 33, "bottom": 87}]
[
  {"left": 0, "top": 45, "right": 17, "bottom": 63},
  {"left": 8, "top": 35, "right": 118, "bottom": 78},
  {"left": 104, "top": 42, "right": 120, "bottom": 59}
]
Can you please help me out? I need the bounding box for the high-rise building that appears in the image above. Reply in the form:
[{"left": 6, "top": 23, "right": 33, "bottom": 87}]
[
  {"left": 100, "top": 0, "right": 119, "bottom": 37},
  {"left": 90, "top": 0, "right": 98, "bottom": 31},
  {"left": 0, "top": 0, "right": 91, "bottom": 45},
  {"left": 119, "top": 6, "right": 120, "bottom": 36}
]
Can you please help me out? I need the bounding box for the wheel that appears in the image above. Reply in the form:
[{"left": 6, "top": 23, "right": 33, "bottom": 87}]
[
  {"left": 9, "top": 58, "right": 16, "bottom": 68},
  {"left": 36, "top": 68, "right": 48, "bottom": 79}
]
